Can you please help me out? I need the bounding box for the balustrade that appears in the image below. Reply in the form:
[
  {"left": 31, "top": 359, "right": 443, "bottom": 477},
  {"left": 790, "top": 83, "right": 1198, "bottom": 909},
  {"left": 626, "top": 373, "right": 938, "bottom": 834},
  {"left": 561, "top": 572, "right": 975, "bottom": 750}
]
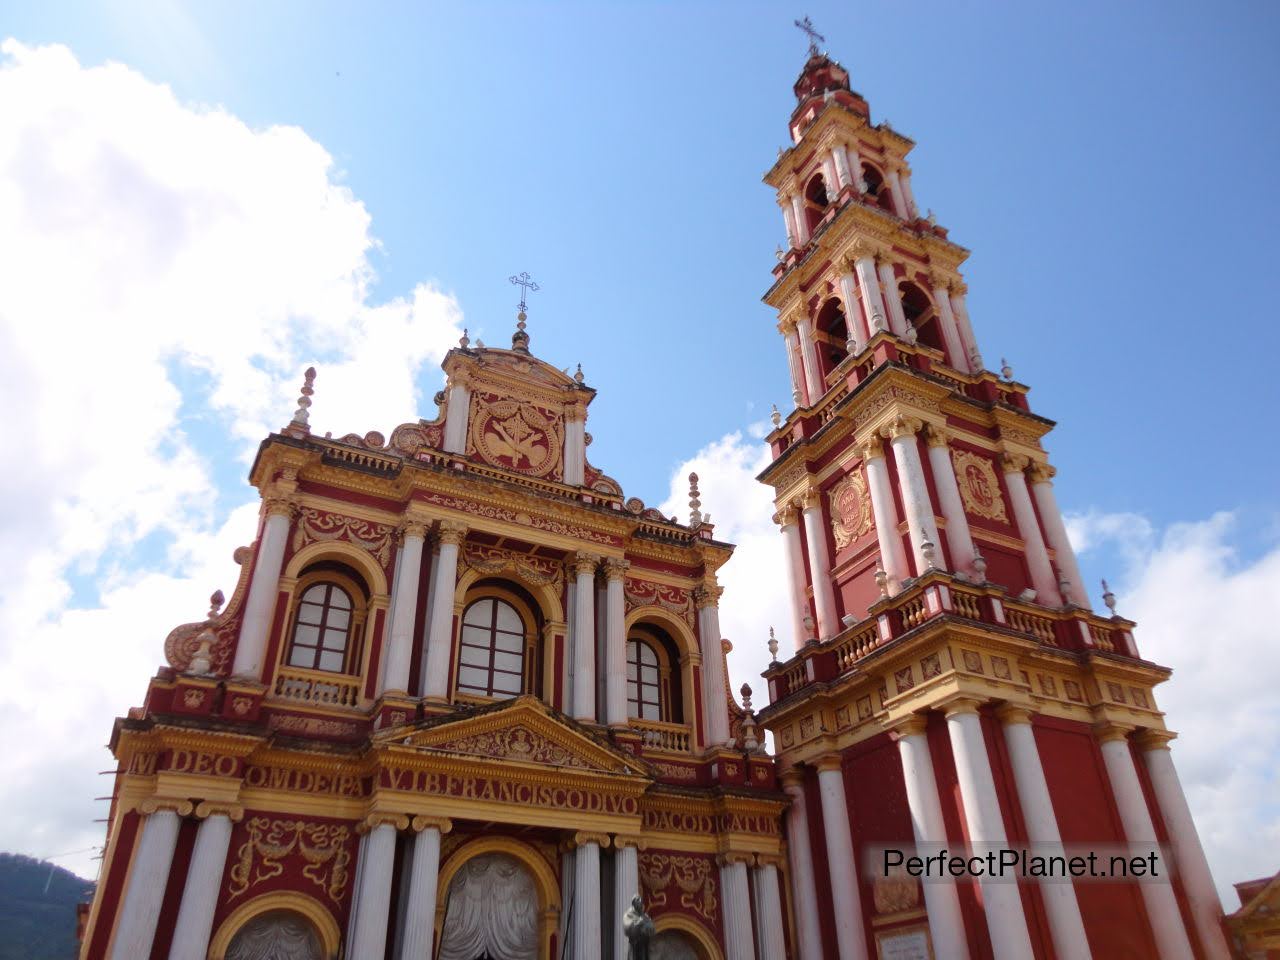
[
  {"left": 951, "top": 589, "right": 983, "bottom": 620},
  {"left": 834, "top": 624, "right": 880, "bottom": 673},
  {"left": 1004, "top": 604, "right": 1058, "bottom": 646},
  {"left": 273, "top": 666, "right": 361, "bottom": 708},
  {"left": 629, "top": 719, "right": 692, "bottom": 754}
]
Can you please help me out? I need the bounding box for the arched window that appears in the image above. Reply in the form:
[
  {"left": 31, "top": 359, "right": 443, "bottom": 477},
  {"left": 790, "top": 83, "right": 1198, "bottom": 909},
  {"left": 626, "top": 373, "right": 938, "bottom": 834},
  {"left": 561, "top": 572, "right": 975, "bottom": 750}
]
[
  {"left": 861, "top": 162, "right": 893, "bottom": 214},
  {"left": 803, "top": 173, "right": 830, "bottom": 234},
  {"left": 900, "top": 282, "right": 948, "bottom": 357},
  {"left": 627, "top": 638, "right": 663, "bottom": 720},
  {"left": 287, "top": 583, "right": 354, "bottom": 673},
  {"left": 458, "top": 597, "right": 527, "bottom": 699},
  {"left": 814, "top": 297, "right": 850, "bottom": 380}
]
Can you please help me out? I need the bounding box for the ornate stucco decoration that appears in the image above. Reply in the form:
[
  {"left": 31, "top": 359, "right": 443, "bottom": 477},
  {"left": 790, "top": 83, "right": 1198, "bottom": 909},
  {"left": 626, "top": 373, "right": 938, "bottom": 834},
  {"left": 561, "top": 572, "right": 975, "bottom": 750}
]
[
  {"left": 639, "top": 852, "right": 718, "bottom": 923},
  {"left": 828, "top": 470, "right": 873, "bottom": 548},
  {"left": 624, "top": 578, "right": 695, "bottom": 627},
  {"left": 292, "top": 507, "right": 395, "bottom": 569},
  {"left": 226, "top": 817, "right": 352, "bottom": 905},
  {"left": 164, "top": 545, "right": 254, "bottom": 675},
  {"left": 432, "top": 724, "right": 593, "bottom": 770},
  {"left": 951, "top": 448, "right": 1009, "bottom": 523},
  {"left": 462, "top": 542, "right": 565, "bottom": 590}
]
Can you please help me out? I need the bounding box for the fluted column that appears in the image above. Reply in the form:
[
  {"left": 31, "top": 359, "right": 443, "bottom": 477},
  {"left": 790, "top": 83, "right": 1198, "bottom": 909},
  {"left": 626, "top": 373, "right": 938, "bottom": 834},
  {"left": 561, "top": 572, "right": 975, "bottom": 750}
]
[
  {"left": 845, "top": 143, "right": 866, "bottom": 192},
  {"left": 1096, "top": 725, "right": 1196, "bottom": 960},
  {"left": 613, "top": 837, "right": 642, "bottom": 960},
  {"left": 603, "top": 558, "right": 629, "bottom": 727},
  {"left": 800, "top": 490, "right": 839, "bottom": 639},
  {"left": 1001, "top": 455, "right": 1062, "bottom": 606},
  {"left": 852, "top": 254, "right": 891, "bottom": 335},
  {"left": 790, "top": 194, "right": 810, "bottom": 245},
  {"left": 884, "top": 417, "right": 942, "bottom": 576},
  {"left": 780, "top": 197, "right": 799, "bottom": 249},
  {"left": 995, "top": 707, "right": 1092, "bottom": 960},
  {"left": 887, "top": 169, "right": 910, "bottom": 219},
  {"left": 381, "top": 518, "right": 428, "bottom": 694},
  {"left": 795, "top": 312, "right": 825, "bottom": 402},
  {"left": 422, "top": 520, "right": 467, "bottom": 700},
  {"left": 781, "top": 773, "right": 824, "bottom": 960},
  {"left": 563, "top": 404, "right": 586, "bottom": 486},
  {"left": 167, "top": 804, "right": 241, "bottom": 960},
  {"left": 349, "top": 817, "right": 402, "bottom": 960},
  {"left": 233, "top": 496, "right": 294, "bottom": 679},
  {"left": 572, "top": 833, "right": 605, "bottom": 960},
  {"left": 837, "top": 271, "right": 867, "bottom": 353},
  {"left": 719, "top": 855, "right": 758, "bottom": 960},
  {"left": 899, "top": 167, "right": 919, "bottom": 218},
  {"left": 877, "top": 255, "right": 908, "bottom": 337},
  {"left": 949, "top": 289, "right": 983, "bottom": 370},
  {"left": 861, "top": 437, "right": 910, "bottom": 591},
  {"left": 931, "top": 279, "right": 970, "bottom": 373},
  {"left": 695, "top": 586, "right": 730, "bottom": 745},
  {"left": 821, "top": 156, "right": 839, "bottom": 202},
  {"left": 894, "top": 717, "right": 970, "bottom": 960},
  {"left": 832, "top": 145, "right": 853, "bottom": 191},
  {"left": 782, "top": 320, "right": 807, "bottom": 405},
  {"left": 752, "top": 857, "right": 788, "bottom": 960},
  {"left": 924, "top": 425, "right": 977, "bottom": 574},
  {"left": 399, "top": 816, "right": 451, "bottom": 960},
  {"left": 816, "top": 756, "right": 870, "bottom": 960},
  {"left": 572, "top": 553, "right": 599, "bottom": 723},
  {"left": 1137, "top": 731, "right": 1232, "bottom": 960},
  {"left": 776, "top": 504, "right": 811, "bottom": 649},
  {"left": 1028, "top": 463, "right": 1088, "bottom": 607},
  {"left": 110, "top": 802, "right": 188, "bottom": 960},
  {"left": 442, "top": 376, "right": 471, "bottom": 454}
]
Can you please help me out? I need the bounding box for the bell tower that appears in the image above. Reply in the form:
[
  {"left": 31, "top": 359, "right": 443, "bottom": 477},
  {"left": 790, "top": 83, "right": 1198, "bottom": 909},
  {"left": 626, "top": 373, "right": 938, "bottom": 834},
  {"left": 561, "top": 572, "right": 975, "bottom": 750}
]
[{"left": 757, "top": 35, "right": 1232, "bottom": 960}]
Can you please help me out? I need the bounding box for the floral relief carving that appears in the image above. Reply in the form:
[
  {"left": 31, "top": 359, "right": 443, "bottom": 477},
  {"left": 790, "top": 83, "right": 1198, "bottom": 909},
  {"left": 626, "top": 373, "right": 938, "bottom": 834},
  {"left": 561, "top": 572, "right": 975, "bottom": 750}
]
[
  {"left": 433, "top": 725, "right": 593, "bottom": 770},
  {"left": 291, "top": 508, "right": 395, "bottom": 569},
  {"left": 418, "top": 492, "right": 617, "bottom": 546},
  {"left": 227, "top": 817, "right": 352, "bottom": 905},
  {"left": 639, "top": 852, "right": 718, "bottom": 922},
  {"left": 468, "top": 395, "right": 563, "bottom": 479},
  {"left": 828, "top": 470, "right": 873, "bottom": 548},
  {"left": 463, "top": 542, "right": 565, "bottom": 590},
  {"left": 623, "top": 578, "right": 695, "bottom": 627},
  {"left": 951, "top": 449, "right": 1009, "bottom": 523}
]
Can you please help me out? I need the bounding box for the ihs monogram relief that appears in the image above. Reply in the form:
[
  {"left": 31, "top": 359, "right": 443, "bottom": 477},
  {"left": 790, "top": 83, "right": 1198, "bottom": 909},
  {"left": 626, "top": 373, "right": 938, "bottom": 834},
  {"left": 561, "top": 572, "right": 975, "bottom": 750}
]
[
  {"left": 469, "top": 397, "right": 562, "bottom": 478},
  {"left": 639, "top": 852, "right": 718, "bottom": 922},
  {"left": 828, "top": 469, "right": 873, "bottom": 548},
  {"left": 951, "top": 449, "right": 1009, "bottom": 523},
  {"left": 227, "top": 818, "right": 351, "bottom": 905}
]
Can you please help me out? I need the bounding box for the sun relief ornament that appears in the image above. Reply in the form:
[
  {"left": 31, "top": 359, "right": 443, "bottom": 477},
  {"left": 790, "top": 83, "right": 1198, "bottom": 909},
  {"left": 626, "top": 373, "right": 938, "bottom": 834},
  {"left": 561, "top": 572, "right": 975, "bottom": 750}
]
[
  {"left": 468, "top": 397, "right": 562, "bottom": 478},
  {"left": 828, "top": 469, "right": 873, "bottom": 548},
  {"left": 951, "top": 448, "right": 1009, "bottom": 523}
]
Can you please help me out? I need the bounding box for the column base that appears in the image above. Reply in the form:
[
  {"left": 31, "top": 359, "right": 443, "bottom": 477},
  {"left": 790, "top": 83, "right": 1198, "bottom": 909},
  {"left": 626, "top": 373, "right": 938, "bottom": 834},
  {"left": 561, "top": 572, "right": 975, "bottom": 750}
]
[{"left": 372, "top": 694, "right": 419, "bottom": 729}]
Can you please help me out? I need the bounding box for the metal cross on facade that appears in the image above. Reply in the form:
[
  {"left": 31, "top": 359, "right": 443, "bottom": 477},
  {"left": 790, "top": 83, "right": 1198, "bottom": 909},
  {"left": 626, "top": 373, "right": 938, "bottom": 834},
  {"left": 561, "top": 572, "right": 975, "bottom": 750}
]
[
  {"left": 794, "top": 15, "right": 825, "bottom": 56},
  {"left": 509, "top": 271, "right": 540, "bottom": 317}
]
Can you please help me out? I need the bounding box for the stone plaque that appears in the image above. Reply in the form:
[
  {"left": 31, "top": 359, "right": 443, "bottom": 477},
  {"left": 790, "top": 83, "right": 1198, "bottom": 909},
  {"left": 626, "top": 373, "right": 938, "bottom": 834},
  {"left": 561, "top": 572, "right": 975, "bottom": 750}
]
[{"left": 876, "top": 927, "right": 932, "bottom": 960}]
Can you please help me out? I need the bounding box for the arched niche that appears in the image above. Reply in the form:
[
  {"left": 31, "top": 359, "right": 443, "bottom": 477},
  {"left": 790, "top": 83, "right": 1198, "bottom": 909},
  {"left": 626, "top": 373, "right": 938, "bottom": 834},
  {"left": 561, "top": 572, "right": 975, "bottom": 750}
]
[{"left": 208, "top": 891, "right": 340, "bottom": 960}]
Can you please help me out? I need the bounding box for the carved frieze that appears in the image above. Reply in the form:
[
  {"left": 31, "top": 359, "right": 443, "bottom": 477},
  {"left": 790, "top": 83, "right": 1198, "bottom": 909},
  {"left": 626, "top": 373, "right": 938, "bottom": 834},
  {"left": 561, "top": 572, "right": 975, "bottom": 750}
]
[
  {"left": 462, "top": 542, "right": 565, "bottom": 589},
  {"left": 624, "top": 578, "right": 695, "bottom": 627},
  {"left": 951, "top": 449, "right": 1009, "bottom": 523},
  {"left": 639, "top": 852, "right": 718, "bottom": 922},
  {"left": 292, "top": 507, "right": 395, "bottom": 569},
  {"left": 227, "top": 817, "right": 352, "bottom": 905},
  {"left": 432, "top": 724, "right": 592, "bottom": 770}
]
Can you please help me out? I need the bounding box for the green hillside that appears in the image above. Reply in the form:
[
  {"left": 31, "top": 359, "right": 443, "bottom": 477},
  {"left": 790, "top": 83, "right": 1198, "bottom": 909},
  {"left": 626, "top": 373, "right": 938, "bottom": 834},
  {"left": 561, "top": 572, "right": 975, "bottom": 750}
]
[{"left": 0, "top": 853, "right": 95, "bottom": 960}]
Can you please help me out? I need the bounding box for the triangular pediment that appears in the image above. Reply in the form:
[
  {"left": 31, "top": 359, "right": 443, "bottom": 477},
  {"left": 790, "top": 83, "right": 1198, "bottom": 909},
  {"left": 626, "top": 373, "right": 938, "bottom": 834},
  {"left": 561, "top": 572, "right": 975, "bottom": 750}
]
[{"left": 375, "top": 696, "right": 650, "bottom": 778}]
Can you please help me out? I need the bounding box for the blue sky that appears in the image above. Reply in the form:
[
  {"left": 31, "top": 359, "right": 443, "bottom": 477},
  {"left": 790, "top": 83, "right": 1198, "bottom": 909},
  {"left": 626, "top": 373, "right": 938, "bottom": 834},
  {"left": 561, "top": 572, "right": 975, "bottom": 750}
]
[{"left": 0, "top": 1, "right": 1277, "bottom": 891}]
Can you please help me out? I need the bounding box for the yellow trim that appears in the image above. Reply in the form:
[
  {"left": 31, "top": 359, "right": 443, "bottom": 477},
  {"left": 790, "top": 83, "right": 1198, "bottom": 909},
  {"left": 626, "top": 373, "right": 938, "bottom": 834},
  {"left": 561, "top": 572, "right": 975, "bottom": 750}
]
[
  {"left": 286, "top": 538, "right": 390, "bottom": 596},
  {"left": 654, "top": 913, "right": 725, "bottom": 960},
  {"left": 208, "top": 890, "right": 341, "bottom": 959},
  {"left": 455, "top": 582, "right": 541, "bottom": 699}
]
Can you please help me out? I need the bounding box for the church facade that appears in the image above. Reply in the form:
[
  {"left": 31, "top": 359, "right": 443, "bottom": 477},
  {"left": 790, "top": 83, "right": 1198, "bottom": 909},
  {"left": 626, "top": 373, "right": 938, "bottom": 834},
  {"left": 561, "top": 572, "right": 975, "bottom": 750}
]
[{"left": 79, "top": 43, "right": 1230, "bottom": 960}]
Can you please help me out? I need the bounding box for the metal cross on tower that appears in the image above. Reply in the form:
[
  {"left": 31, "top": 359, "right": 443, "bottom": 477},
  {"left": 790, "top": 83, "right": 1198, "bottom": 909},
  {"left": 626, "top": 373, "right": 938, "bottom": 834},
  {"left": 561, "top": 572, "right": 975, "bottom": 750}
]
[
  {"left": 794, "top": 15, "right": 825, "bottom": 56},
  {"left": 509, "top": 271, "right": 540, "bottom": 319}
]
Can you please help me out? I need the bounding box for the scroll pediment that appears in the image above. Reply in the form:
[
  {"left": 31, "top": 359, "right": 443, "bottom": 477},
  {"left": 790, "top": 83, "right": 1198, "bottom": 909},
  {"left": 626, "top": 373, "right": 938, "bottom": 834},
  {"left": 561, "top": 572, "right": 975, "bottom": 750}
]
[{"left": 376, "top": 696, "right": 650, "bottom": 778}]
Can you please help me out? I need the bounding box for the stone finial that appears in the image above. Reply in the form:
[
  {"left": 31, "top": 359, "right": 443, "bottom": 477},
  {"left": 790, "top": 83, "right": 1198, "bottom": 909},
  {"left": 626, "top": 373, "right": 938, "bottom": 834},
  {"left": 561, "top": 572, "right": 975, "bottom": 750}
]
[
  {"left": 1102, "top": 579, "right": 1117, "bottom": 616},
  {"left": 770, "top": 404, "right": 782, "bottom": 428},
  {"left": 740, "top": 683, "right": 753, "bottom": 712},
  {"left": 459, "top": 328, "right": 470, "bottom": 349},
  {"left": 1000, "top": 357, "right": 1014, "bottom": 381},
  {"left": 208, "top": 590, "right": 225, "bottom": 619},
  {"left": 972, "top": 549, "right": 988, "bottom": 583},
  {"left": 775, "top": 244, "right": 786, "bottom": 262},
  {"left": 901, "top": 323, "right": 918, "bottom": 346},
  {"left": 926, "top": 208, "right": 938, "bottom": 226},
  {"left": 512, "top": 311, "right": 530, "bottom": 352},
  {"left": 688, "top": 472, "right": 702, "bottom": 526},
  {"left": 921, "top": 538, "right": 938, "bottom": 570},
  {"left": 802, "top": 614, "right": 816, "bottom": 642},
  {"left": 574, "top": 363, "right": 585, "bottom": 384},
  {"left": 290, "top": 367, "right": 316, "bottom": 429},
  {"left": 1056, "top": 569, "right": 1073, "bottom": 605},
  {"left": 767, "top": 626, "right": 779, "bottom": 664},
  {"left": 874, "top": 565, "right": 890, "bottom": 599}
]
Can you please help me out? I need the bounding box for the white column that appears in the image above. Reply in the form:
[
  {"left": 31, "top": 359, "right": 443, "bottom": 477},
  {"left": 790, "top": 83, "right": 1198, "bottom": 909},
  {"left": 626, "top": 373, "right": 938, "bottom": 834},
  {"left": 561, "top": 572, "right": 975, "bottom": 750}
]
[
  {"left": 885, "top": 418, "right": 942, "bottom": 577},
  {"left": 950, "top": 290, "right": 983, "bottom": 371},
  {"left": 696, "top": 589, "right": 731, "bottom": 745},
  {"left": 887, "top": 169, "right": 910, "bottom": 219},
  {"left": 780, "top": 197, "right": 799, "bottom": 248},
  {"left": 442, "top": 380, "right": 470, "bottom": 454},
  {"left": 930, "top": 282, "right": 970, "bottom": 373},
  {"left": 1097, "top": 726, "right": 1196, "bottom": 960},
  {"left": 381, "top": 521, "right": 427, "bottom": 695},
  {"left": 895, "top": 719, "right": 971, "bottom": 960},
  {"left": 782, "top": 775, "right": 825, "bottom": 960},
  {"left": 943, "top": 700, "right": 1036, "bottom": 960},
  {"left": 862, "top": 438, "right": 910, "bottom": 590},
  {"left": 167, "top": 807, "right": 237, "bottom": 960},
  {"left": 110, "top": 806, "right": 184, "bottom": 960},
  {"left": 837, "top": 271, "right": 867, "bottom": 353},
  {"left": 777, "top": 505, "right": 811, "bottom": 649},
  {"left": 1001, "top": 455, "right": 1062, "bottom": 606},
  {"left": 877, "top": 257, "right": 908, "bottom": 338},
  {"left": 350, "top": 820, "right": 399, "bottom": 960},
  {"left": 1028, "top": 464, "right": 1089, "bottom": 607},
  {"left": 995, "top": 707, "right": 1092, "bottom": 960},
  {"left": 233, "top": 502, "right": 292, "bottom": 679},
  {"left": 1138, "top": 732, "right": 1233, "bottom": 960},
  {"left": 613, "top": 839, "right": 640, "bottom": 960},
  {"left": 782, "top": 322, "right": 807, "bottom": 405},
  {"left": 853, "top": 255, "right": 891, "bottom": 335},
  {"left": 720, "top": 857, "right": 758, "bottom": 960},
  {"left": 821, "top": 155, "right": 839, "bottom": 203},
  {"left": 790, "top": 194, "right": 810, "bottom": 245},
  {"left": 795, "top": 314, "right": 824, "bottom": 402},
  {"left": 399, "top": 817, "right": 450, "bottom": 960},
  {"left": 603, "top": 559, "right": 629, "bottom": 727},
  {"left": 900, "top": 168, "right": 920, "bottom": 218},
  {"left": 563, "top": 408, "right": 586, "bottom": 486},
  {"left": 924, "top": 426, "right": 977, "bottom": 574},
  {"left": 572, "top": 553, "right": 599, "bottom": 722},
  {"left": 816, "top": 758, "right": 871, "bottom": 960},
  {"left": 800, "top": 491, "right": 839, "bottom": 639},
  {"left": 422, "top": 521, "right": 466, "bottom": 700},
  {"left": 832, "top": 146, "right": 853, "bottom": 191},
  {"left": 752, "top": 860, "right": 788, "bottom": 960},
  {"left": 572, "top": 836, "right": 603, "bottom": 960},
  {"left": 845, "top": 143, "right": 866, "bottom": 192}
]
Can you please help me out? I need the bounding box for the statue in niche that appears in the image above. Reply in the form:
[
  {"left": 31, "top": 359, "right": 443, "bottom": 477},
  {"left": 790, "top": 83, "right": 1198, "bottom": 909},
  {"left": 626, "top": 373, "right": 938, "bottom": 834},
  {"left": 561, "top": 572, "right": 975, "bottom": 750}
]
[{"left": 622, "top": 893, "right": 655, "bottom": 960}]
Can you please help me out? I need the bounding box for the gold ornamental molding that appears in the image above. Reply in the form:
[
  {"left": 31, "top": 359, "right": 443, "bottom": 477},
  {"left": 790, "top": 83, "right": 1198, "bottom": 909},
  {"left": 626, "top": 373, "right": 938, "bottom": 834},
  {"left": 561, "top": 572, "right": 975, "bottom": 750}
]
[
  {"left": 951, "top": 449, "right": 1009, "bottom": 523},
  {"left": 828, "top": 469, "right": 873, "bottom": 548}
]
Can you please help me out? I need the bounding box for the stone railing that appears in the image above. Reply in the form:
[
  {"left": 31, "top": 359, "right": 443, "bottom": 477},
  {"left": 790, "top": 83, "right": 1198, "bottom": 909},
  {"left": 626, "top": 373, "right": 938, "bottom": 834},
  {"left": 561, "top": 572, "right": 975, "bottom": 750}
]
[
  {"left": 273, "top": 666, "right": 362, "bottom": 709},
  {"left": 630, "top": 719, "right": 692, "bottom": 754}
]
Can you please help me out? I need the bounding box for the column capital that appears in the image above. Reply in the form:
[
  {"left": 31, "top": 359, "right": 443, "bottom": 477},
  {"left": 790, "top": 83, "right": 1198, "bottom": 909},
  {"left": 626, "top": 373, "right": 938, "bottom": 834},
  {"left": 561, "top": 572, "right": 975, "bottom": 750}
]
[
  {"left": 574, "top": 831, "right": 611, "bottom": 848},
  {"left": 814, "top": 753, "right": 844, "bottom": 773},
  {"left": 1000, "top": 452, "right": 1031, "bottom": 474},
  {"left": 778, "top": 767, "right": 806, "bottom": 791},
  {"left": 449, "top": 369, "right": 475, "bottom": 390},
  {"left": 800, "top": 487, "right": 823, "bottom": 510},
  {"left": 1134, "top": 728, "right": 1177, "bottom": 752},
  {"left": 924, "top": 423, "right": 951, "bottom": 448},
  {"left": 940, "top": 696, "right": 985, "bottom": 719},
  {"left": 859, "top": 434, "right": 885, "bottom": 461},
  {"left": 785, "top": 300, "right": 811, "bottom": 327},
  {"left": 1027, "top": 461, "right": 1057, "bottom": 484},
  {"left": 437, "top": 519, "right": 468, "bottom": 546},
  {"left": 398, "top": 519, "right": 429, "bottom": 542},
  {"left": 410, "top": 815, "right": 453, "bottom": 834},
  {"left": 889, "top": 714, "right": 929, "bottom": 738},
  {"left": 1093, "top": 721, "right": 1135, "bottom": 744},
  {"left": 754, "top": 852, "right": 787, "bottom": 869},
  {"left": 777, "top": 315, "right": 798, "bottom": 336},
  {"left": 262, "top": 495, "right": 297, "bottom": 520},
  {"left": 602, "top": 557, "right": 630, "bottom": 581},
  {"left": 927, "top": 270, "right": 953, "bottom": 290},
  {"left": 571, "top": 551, "right": 600, "bottom": 577},
  {"left": 692, "top": 584, "right": 723, "bottom": 609},
  {"left": 360, "top": 812, "right": 410, "bottom": 833},
  {"left": 716, "top": 851, "right": 755, "bottom": 867},
  {"left": 140, "top": 797, "right": 194, "bottom": 817},
  {"left": 993, "top": 703, "right": 1034, "bottom": 726},
  {"left": 874, "top": 247, "right": 896, "bottom": 268},
  {"left": 773, "top": 503, "right": 801, "bottom": 527},
  {"left": 612, "top": 834, "right": 647, "bottom": 851},
  {"left": 194, "top": 801, "right": 244, "bottom": 822},
  {"left": 882, "top": 415, "right": 923, "bottom": 441},
  {"left": 564, "top": 401, "right": 588, "bottom": 423}
]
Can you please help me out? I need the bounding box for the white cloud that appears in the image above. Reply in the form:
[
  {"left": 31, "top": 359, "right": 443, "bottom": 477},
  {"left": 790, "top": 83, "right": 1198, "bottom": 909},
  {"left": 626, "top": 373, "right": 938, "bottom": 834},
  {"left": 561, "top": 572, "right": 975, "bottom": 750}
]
[
  {"left": 0, "top": 40, "right": 462, "bottom": 879},
  {"left": 665, "top": 430, "right": 1278, "bottom": 908}
]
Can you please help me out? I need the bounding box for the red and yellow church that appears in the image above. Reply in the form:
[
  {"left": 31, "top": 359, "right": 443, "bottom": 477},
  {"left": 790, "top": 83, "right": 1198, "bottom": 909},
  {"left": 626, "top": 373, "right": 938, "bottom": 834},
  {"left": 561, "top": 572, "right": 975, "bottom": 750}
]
[{"left": 79, "top": 41, "right": 1233, "bottom": 960}]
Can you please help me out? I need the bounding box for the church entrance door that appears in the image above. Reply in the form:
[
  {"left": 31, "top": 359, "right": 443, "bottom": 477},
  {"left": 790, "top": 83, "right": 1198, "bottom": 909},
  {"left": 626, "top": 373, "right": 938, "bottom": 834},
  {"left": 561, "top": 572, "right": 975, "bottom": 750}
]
[{"left": 437, "top": 852, "right": 540, "bottom": 960}]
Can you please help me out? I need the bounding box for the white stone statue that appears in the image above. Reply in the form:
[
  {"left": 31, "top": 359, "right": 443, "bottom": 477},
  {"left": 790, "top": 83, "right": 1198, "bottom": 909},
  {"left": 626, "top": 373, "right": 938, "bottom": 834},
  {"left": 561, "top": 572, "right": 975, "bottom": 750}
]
[{"left": 622, "top": 894, "right": 655, "bottom": 960}]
